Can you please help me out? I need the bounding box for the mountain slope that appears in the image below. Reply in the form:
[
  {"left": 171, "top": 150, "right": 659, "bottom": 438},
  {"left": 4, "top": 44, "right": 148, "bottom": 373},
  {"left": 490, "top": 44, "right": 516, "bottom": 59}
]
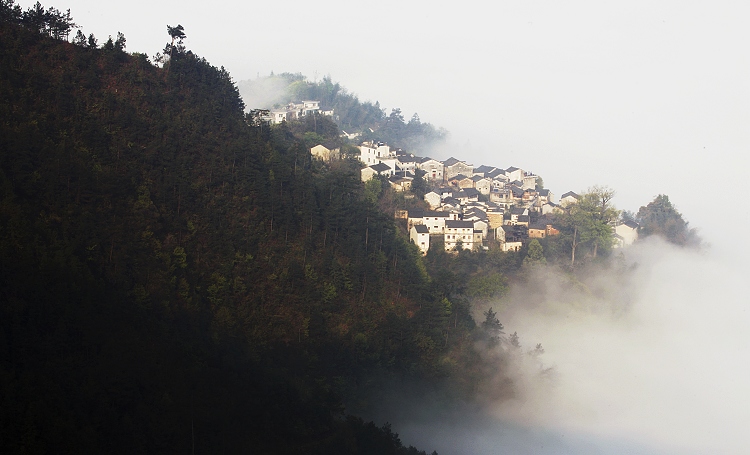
[{"left": 0, "top": 5, "right": 481, "bottom": 453}]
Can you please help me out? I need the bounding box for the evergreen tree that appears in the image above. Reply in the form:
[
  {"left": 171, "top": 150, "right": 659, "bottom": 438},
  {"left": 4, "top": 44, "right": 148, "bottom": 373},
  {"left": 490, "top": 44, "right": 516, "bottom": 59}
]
[
  {"left": 523, "top": 239, "right": 547, "bottom": 268},
  {"left": 636, "top": 194, "right": 701, "bottom": 247}
]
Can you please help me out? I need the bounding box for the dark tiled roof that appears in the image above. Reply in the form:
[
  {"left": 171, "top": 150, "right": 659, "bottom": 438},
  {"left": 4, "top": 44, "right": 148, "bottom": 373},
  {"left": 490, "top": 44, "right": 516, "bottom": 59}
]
[
  {"left": 413, "top": 225, "right": 429, "bottom": 233},
  {"left": 446, "top": 220, "right": 475, "bottom": 229},
  {"left": 465, "top": 208, "right": 488, "bottom": 219},
  {"left": 370, "top": 163, "right": 391, "bottom": 172},
  {"left": 474, "top": 165, "right": 496, "bottom": 174}
]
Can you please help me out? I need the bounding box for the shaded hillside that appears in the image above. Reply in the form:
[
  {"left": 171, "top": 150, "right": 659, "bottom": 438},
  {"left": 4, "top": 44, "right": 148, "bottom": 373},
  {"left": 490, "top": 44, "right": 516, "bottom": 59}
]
[{"left": 0, "top": 5, "right": 475, "bottom": 453}]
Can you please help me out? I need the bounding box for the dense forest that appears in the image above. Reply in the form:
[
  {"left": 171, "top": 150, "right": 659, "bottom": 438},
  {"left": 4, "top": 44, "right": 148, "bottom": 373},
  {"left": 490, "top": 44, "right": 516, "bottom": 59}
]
[{"left": 0, "top": 3, "right": 522, "bottom": 453}]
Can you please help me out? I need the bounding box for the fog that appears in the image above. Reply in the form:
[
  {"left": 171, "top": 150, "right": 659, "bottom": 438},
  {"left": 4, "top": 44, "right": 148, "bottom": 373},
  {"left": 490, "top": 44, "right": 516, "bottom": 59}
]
[
  {"left": 16, "top": 0, "right": 750, "bottom": 452},
  {"left": 386, "top": 238, "right": 750, "bottom": 454}
]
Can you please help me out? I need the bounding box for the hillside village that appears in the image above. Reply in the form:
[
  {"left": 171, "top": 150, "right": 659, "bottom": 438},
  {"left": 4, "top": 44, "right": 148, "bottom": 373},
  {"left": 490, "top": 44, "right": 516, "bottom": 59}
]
[
  {"left": 267, "top": 100, "right": 335, "bottom": 124},
  {"left": 312, "top": 139, "right": 640, "bottom": 255}
]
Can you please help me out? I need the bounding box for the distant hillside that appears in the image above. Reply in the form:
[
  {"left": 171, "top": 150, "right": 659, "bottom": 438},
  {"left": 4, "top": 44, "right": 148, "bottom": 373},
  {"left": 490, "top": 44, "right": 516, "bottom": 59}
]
[{"left": 238, "top": 73, "right": 448, "bottom": 153}]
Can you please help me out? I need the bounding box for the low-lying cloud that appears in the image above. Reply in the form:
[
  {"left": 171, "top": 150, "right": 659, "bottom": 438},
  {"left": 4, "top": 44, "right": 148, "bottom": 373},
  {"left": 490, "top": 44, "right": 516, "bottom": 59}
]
[{"left": 391, "top": 237, "right": 750, "bottom": 454}]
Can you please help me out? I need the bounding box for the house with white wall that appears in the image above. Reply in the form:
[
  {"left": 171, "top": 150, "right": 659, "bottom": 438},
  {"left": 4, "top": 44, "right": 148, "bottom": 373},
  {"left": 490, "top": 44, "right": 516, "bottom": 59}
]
[
  {"left": 560, "top": 191, "right": 580, "bottom": 206},
  {"left": 418, "top": 157, "right": 444, "bottom": 182},
  {"left": 359, "top": 141, "right": 393, "bottom": 166},
  {"left": 505, "top": 166, "right": 524, "bottom": 182},
  {"left": 614, "top": 221, "right": 639, "bottom": 247},
  {"left": 472, "top": 176, "right": 492, "bottom": 195},
  {"left": 424, "top": 191, "right": 441, "bottom": 209},
  {"left": 444, "top": 220, "right": 476, "bottom": 251},
  {"left": 270, "top": 109, "right": 294, "bottom": 124},
  {"left": 361, "top": 163, "right": 393, "bottom": 182},
  {"left": 410, "top": 225, "right": 430, "bottom": 255},
  {"left": 310, "top": 144, "right": 340, "bottom": 161},
  {"left": 444, "top": 157, "right": 474, "bottom": 181}
]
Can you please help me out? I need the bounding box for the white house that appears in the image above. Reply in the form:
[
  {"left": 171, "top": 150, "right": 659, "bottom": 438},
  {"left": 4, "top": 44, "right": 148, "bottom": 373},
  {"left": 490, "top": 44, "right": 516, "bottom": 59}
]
[
  {"left": 473, "top": 220, "right": 489, "bottom": 239},
  {"left": 540, "top": 201, "right": 562, "bottom": 215},
  {"left": 424, "top": 191, "right": 441, "bottom": 209},
  {"left": 418, "top": 157, "right": 444, "bottom": 182},
  {"left": 359, "top": 141, "right": 393, "bottom": 166},
  {"left": 495, "top": 225, "right": 506, "bottom": 243},
  {"left": 310, "top": 144, "right": 339, "bottom": 161},
  {"left": 424, "top": 211, "right": 454, "bottom": 234},
  {"left": 614, "top": 220, "right": 639, "bottom": 247},
  {"left": 472, "top": 176, "right": 492, "bottom": 195},
  {"left": 444, "top": 220, "right": 476, "bottom": 251},
  {"left": 408, "top": 210, "right": 455, "bottom": 233},
  {"left": 444, "top": 157, "right": 474, "bottom": 181},
  {"left": 490, "top": 188, "right": 512, "bottom": 205},
  {"left": 270, "top": 109, "right": 293, "bottom": 124},
  {"left": 269, "top": 100, "right": 324, "bottom": 124},
  {"left": 300, "top": 100, "right": 320, "bottom": 115},
  {"left": 410, "top": 225, "right": 430, "bottom": 255},
  {"left": 361, "top": 163, "right": 393, "bottom": 182},
  {"left": 560, "top": 191, "right": 580, "bottom": 207},
  {"left": 396, "top": 155, "right": 419, "bottom": 175},
  {"left": 502, "top": 241, "right": 523, "bottom": 252},
  {"left": 537, "top": 189, "right": 555, "bottom": 204},
  {"left": 389, "top": 175, "right": 413, "bottom": 192},
  {"left": 505, "top": 207, "right": 529, "bottom": 225},
  {"left": 473, "top": 230, "right": 484, "bottom": 248},
  {"left": 522, "top": 173, "right": 538, "bottom": 190},
  {"left": 505, "top": 166, "right": 524, "bottom": 182}
]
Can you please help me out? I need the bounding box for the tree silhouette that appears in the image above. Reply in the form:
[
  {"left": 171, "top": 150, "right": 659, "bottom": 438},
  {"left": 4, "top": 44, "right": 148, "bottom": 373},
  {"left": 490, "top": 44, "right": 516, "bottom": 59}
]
[{"left": 165, "top": 24, "right": 186, "bottom": 75}]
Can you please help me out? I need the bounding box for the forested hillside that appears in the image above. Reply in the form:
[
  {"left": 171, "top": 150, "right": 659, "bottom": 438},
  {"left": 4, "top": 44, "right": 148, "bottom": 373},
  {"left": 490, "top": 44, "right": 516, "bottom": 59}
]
[{"left": 0, "top": 3, "right": 517, "bottom": 453}]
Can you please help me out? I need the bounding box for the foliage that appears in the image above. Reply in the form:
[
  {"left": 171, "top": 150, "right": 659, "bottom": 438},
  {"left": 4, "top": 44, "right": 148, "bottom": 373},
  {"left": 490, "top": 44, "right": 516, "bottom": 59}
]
[
  {"left": 556, "top": 186, "right": 619, "bottom": 267},
  {"left": 361, "top": 108, "right": 448, "bottom": 153},
  {"left": 523, "top": 239, "right": 547, "bottom": 268},
  {"left": 466, "top": 272, "right": 508, "bottom": 302},
  {"left": 0, "top": 13, "right": 455, "bottom": 453},
  {"left": 1, "top": 0, "right": 75, "bottom": 39},
  {"left": 636, "top": 194, "right": 701, "bottom": 247},
  {"left": 481, "top": 307, "right": 505, "bottom": 347}
]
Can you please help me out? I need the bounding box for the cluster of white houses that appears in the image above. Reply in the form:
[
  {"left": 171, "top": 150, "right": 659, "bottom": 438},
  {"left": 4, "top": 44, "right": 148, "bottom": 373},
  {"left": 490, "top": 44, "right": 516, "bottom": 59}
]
[
  {"left": 351, "top": 141, "right": 640, "bottom": 254},
  {"left": 405, "top": 190, "right": 639, "bottom": 255},
  {"left": 308, "top": 140, "right": 640, "bottom": 254},
  {"left": 269, "top": 101, "right": 334, "bottom": 124}
]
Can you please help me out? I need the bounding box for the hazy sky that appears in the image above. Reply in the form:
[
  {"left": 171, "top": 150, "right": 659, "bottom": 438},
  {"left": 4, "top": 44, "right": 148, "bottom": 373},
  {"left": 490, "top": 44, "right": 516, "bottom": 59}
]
[{"left": 18, "top": 1, "right": 750, "bottom": 452}]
